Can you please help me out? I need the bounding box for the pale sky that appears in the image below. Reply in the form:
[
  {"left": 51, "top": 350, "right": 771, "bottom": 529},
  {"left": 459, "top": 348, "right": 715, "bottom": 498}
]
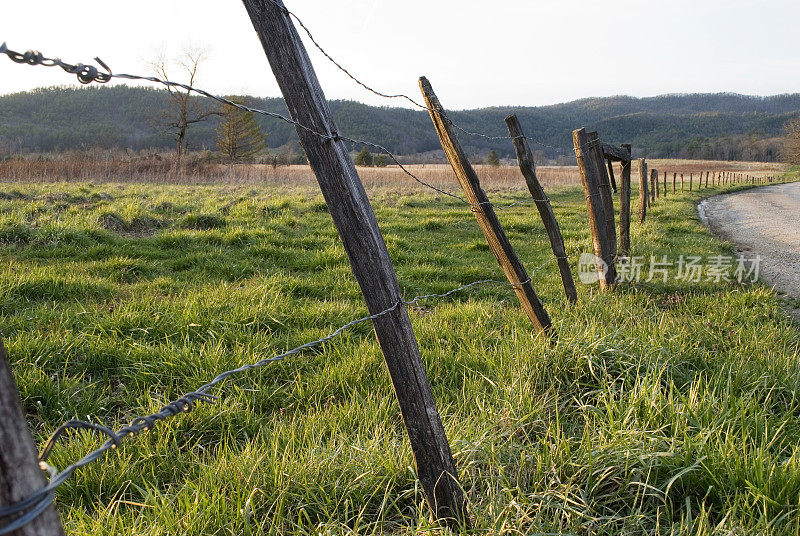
[{"left": 1, "top": 0, "right": 799, "bottom": 110}]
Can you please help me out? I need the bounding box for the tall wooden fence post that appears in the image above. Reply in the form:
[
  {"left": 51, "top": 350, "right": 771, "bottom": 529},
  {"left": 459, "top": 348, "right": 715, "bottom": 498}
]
[
  {"left": 637, "top": 159, "right": 648, "bottom": 223},
  {"left": 419, "top": 77, "right": 552, "bottom": 334},
  {"left": 505, "top": 114, "right": 577, "bottom": 303},
  {"left": 587, "top": 133, "right": 617, "bottom": 256},
  {"left": 573, "top": 128, "right": 616, "bottom": 288},
  {"left": 240, "top": 1, "right": 467, "bottom": 525},
  {"left": 619, "top": 144, "right": 632, "bottom": 256},
  {"left": 0, "top": 338, "right": 65, "bottom": 536}
]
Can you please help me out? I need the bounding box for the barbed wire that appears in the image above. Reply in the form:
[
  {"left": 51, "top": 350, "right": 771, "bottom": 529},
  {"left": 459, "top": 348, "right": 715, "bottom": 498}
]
[
  {"left": 0, "top": 255, "right": 561, "bottom": 534},
  {"left": 264, "top": 0, "right": 570, "bottom": 154},
  {"left": 0, "top": 42, "right": 550, "bottom": 211}
]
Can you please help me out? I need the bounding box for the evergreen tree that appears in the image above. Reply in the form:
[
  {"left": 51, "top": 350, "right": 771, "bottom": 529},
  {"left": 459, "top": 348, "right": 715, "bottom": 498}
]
[
  {"left": 354, "top": 146, "right": 374, "bottom": 166},
  {"left": 486, "top": 150, "right": 500, "bottom": 166},
  {"left": 216, "top": 97, "right": 267, "bottom": 162},
  {"left": 374, "top": 154, "right": 388, "bottom": 167}
]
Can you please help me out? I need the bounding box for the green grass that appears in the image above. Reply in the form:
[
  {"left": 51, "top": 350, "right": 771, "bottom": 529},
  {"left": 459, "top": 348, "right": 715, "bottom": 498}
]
[{"left": 2, "top": 177, "right": 800, "bottom": 535}]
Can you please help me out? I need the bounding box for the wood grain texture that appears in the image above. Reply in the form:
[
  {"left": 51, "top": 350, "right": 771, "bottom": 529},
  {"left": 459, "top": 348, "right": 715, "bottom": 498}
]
[
  {"left": 605, "top": 159, "right": 617, "bottom": 193},
  {"left": 573, "top": 128, "right": 616, "bottom": 289},
  {"left": 419, "top": 78, "right": 552, "bottom": 334},
  {"left": 505, "top": 114, "right": 577, "bottom": 303},
  {"left": 240, "top": 1, "right": 467, "bottom": 525},
  {"left": 618, "top": 144, "right": 632, "bottom": 257},
  {"left": 0, "top": 338, "right": 65, "bottom": 536},
  {"left": 637, "top": 159, "right": 648, "bottom": 223},
  {"left": 600, "top": 143, "right": 632, "bottom": 162},
  {"left": 587, "top": 132, "right": 617, "bottom": 258}
]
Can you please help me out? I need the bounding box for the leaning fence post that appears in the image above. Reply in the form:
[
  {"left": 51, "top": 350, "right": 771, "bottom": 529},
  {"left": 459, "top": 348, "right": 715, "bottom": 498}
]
[
  {"left": 0, "top": 338, "right": 66, "bottom": 536},
  {"left": 505, "top": 114, "right": 577, "bottom": 303},
  {"left": 419, "top": 77, "right": 552, "bottom": 334},
  {"left": 240, "top": 2, "right": 467, "bottom": 525},
  {"left": 573, "top": 128, "right": 616, "bottom": 288},
  {"left": 619, "top": 144, "right": 632, "bottom": 256},
  {"left": 637, "top": 159, "right": 648, "bottom": 223},
  {"left": 587, "top": 132, "right": 617, "bottom": 256}
]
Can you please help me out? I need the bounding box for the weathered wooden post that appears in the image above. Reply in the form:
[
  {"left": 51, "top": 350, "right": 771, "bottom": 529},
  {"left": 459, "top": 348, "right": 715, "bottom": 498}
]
[
  {"left": 240, "top": 1, "right": 467, "bottom": 525},
  {"left": 637, "top": 159, "right": 648, "bottom": 223},
  {"left": 673, "top": 172, "right": 677, "bottom": 193},
  {"left": 573, "top": 128, "right": 616, "bottom": 289},
  {"left": 705, "top": 171, "right": 710, "bottom": 188},
  {"left": 652, "top": 169, "right": 659, "bottom": 200},
  {"left": 505, "top": 114, "right": 577, "bottom": 303},
  {"left": 606, "top": 160, "right": 618, "bottom": 193},
  {"left": 419, "top": 77, "right": 552, "bottom": 334},
  {"left": 663, "top": 171, "right": 667, "bottom": 198},
  {"left": 689, "top": 173, "right": 693, "bottom": 191},
  {"left": 619, "top": 144, "right": 632, "bottom": 256},
  {"left": 0, "top": 338, "right": 66, "bottom": 536},
  {"left": 587, "top": 132, "right": 617, "bottom": 255},
  {"left": 681, "top": 173, "right": 684, "bottom": 191}
]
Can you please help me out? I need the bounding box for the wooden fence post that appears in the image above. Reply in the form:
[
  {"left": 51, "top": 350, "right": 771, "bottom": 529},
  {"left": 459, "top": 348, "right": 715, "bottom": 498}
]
[
  {"left": 587, "top": 132, "right": 617, "bottom": 256},
  {"left": 505, "top": 114, "right": 577, "bottom": 303},
  {"left": 241, "top": 2, "right": 467, "bottom": 525},
  {"left": 689, "top": 173, "right": 693, "bottom": 191},
  {"left": 673, "top": 172, "right": 677, "bottom": 193},
  {"left": 681, "top": 173, "right": 684, "bottom": 191},
  {"left": 663, "top": 171, "right": 667, "bottom": 198},
  {"left": 419, "top": 77, "right": 552, "bottom": 333},
  {"left": 705, "top": 171, "right": 709, "bottom": 188},
  {"left": 652, "top": 169, "right": 659, "bottom": 200},
  {"left": 573, "top": 128, "right": 617, "bottom": 289},
  {"left": 619, "top": 144, "right": 632, "bottom": 256},
  {"left": 0, "top": 338, "right": 66, "bottom": 536},
  {"left": 637, "top": 159, "right": 648, "bottom": 223}
]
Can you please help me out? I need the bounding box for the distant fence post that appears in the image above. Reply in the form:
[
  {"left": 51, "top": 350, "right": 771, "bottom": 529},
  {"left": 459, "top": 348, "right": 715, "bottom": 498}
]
[
  {"left": 637, "top": 159, "right": 648, "bottom": 223},
  {"left": 673, "top": 172, "right": 677, "bottom": 193},
  {"left": 681, "top": 173, "right": 684, "bottom": 191},
  {"left": 619, "top": 144, "right": 632, "bottom": 256},
  {"left": 663, "top": 171, "right": 667, "bottom": 198},
  {"left": 689, "top": 173, "right": 693, "bottom": 191},
  {"left": 420, "top": 77, "right": 552, "bottom": 334},
  {"left": 505, "top": 114, "right": 577, "bottom": 303},
  {"left": 573, "top": 128, "right": 617, "bottom": 289},
  {"left": 705, "top": 171, "right": 709, "bottom": 188},
  {"left": 0, "top": 337, "right": 66, "bottom": 536},
  {"left": 652, "top": 168, "right": 659, "bottom": 200},
  {"left": 241, "top": 1, "right": 467, "bottom": 525}
]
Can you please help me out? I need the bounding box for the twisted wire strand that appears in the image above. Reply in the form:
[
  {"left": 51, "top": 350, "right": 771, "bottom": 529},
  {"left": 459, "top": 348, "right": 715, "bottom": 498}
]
[
  {"left": 0, "top": 255, "right": 561, "bottom": 534},
  {"left": 0, "top": 42, "right": 544, "bottom": 211},
  {"left": 264, "top": 0, "right": 568, "bottom": 153}
]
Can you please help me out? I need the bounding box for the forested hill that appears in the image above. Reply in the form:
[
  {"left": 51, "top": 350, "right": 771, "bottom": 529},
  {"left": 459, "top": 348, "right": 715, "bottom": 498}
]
[{"left": 1, "top": 85, "right": 797, "bottom": 161}]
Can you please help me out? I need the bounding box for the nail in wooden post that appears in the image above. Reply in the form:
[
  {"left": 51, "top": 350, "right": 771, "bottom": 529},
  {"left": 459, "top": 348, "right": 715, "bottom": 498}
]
[
  {"left": 0, "top": 338, "right": 66, "bottom": 536},
  {"left": 419, "top": 77, "right": 552, "bottom": 333},
  {"left": 505, "top": 114, "right": 577, "bottom": 303},
  {"left": 241, "top": 2, "right": 467, "bottom": 525},
  {"left": 573, "top": 128, "right": 616, "bottom": 288},
  {"left": 637, "top": 159, "right": 648, "bottom": 223},
  {"left": 619, "top": 144, "right": 632, "bottom": 256},
  {"left": 587, "top": 132, "right": 617, "bottom": 256}
]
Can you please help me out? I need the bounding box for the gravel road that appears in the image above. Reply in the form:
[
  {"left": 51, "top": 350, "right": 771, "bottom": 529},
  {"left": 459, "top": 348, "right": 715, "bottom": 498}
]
[{"left": 699, "top": 182, "right": 800, "bottom": 319}]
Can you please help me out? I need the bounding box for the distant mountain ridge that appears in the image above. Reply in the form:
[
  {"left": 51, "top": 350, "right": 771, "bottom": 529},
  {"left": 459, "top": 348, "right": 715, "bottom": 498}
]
[{"left": 0, "top": 86, "right": 796, "bottom": 161}]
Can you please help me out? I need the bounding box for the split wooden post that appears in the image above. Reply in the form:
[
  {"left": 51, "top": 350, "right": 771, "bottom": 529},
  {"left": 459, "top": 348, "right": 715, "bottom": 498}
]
[
  {"left": 573, "top": 128, "right": 617, "bottom": 288},
  {"left": 505, "top": 114, "right": 577, "bottom": 303},
  {"left": 618, "top": 144, "right": 632, "bottom": 256},
  {"left": 241, "top": 1, "right": 467, "bottom": 525},
  {"left": 606, "top": 160, "right": 618, "bottom": 193},
  {"left": 419, "top": 77, "right": 552, "bottom": 333},
  {"left": 588, "top": 132, "right": 617, "bottom": 256},
  {"left": 0, "top": 338, "right": 66, "bottom": 536},
  {"left": 637, "top": 159, "right": 648, "bottom": 223}
]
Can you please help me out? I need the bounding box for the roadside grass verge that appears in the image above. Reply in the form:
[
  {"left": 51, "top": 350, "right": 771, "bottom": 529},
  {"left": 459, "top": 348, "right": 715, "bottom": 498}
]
[{"left": 1, "top": 179, "right": 799, "bottom": 535}]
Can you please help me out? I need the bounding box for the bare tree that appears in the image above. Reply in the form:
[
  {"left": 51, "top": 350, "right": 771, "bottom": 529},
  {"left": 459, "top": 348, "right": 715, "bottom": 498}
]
[
  {"left": 783, "top": 117, "right": 800, "bottom": 165},
  {"left": 151, "top": 46, "right": 218, "bottom": 166}
]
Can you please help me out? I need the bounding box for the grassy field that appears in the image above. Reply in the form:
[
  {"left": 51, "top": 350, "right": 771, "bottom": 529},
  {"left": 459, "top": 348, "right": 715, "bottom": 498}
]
[{"left": 2, "top": 170, "right": 800, "bottom": 535}]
